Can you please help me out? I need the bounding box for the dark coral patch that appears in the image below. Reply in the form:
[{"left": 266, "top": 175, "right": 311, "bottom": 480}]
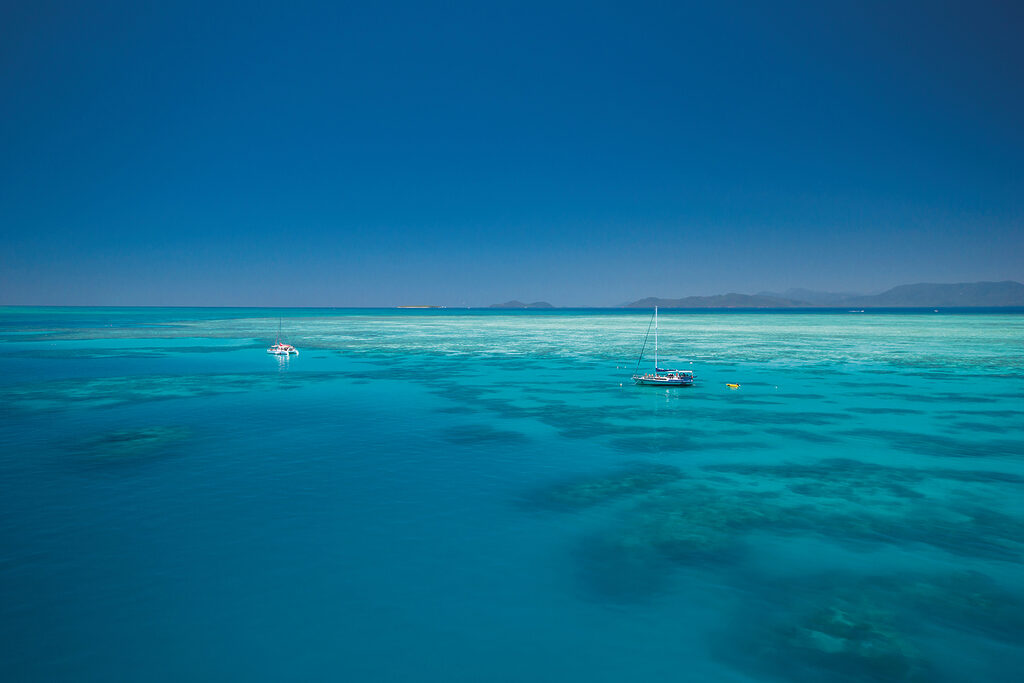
[
  {"left": 718, "top": 569, "right": 1023, "bottom": 683},
  {"left": 842, "top": 428, "right": 1024, "bottom": 458},
  {"left": 70, "top": 426, "right": 191, "bottom": 461},
  {"left": 765, "top": 426, "right": 840, "bottom": 443},
  {"left": 847, "top": 406, "right": 922, "bottom": 415},
  {"left": 528, "top": 463, "right": 685, "bottom": 511},
  {"left": 724, "top": 598, "right": 933, "bottom": 683},
  {"left": 572, "top": 534, "right": 676, "bottom": 603},
  {"left": 703, "top": 458, "right": 1024, "bottom": 485}
]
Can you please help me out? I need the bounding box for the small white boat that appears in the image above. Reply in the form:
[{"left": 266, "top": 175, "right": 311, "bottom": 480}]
[
  {"left": 632, "top": 307, "right": 693, "bottom": 386},
  {"left": 266, "top": 319, "right": 299, "bottom": 355},
  {"left": 267, "top": 342, "right": 298, "bottom": 356}
]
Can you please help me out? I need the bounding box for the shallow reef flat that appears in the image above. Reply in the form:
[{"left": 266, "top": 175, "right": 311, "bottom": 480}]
[
  {"left": 1, "top": 371, "right": 342, "bottom": 412},
  {"left": 7, "top": 309, "right": 1024, "bottom": 374},
  {"left": 3, "top": 342, "right": 263, "bottom": 360}
]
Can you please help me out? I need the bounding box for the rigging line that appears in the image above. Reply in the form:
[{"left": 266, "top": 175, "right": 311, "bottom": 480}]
[{"left": 633, "top": 309, "right": 656, "bottom": 376}]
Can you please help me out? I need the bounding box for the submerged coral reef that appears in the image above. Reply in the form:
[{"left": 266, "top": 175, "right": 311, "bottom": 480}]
[
  {"left": 741, "top": 600, "right": 932, "bottom": 682},
  {"left": 3, "top": 372, "right": 339, "bottom": 412},
  {"left": 528, "top": 462, "right": 685, "bottom": 511},
  {"left": 70, "top": 426, "right": 191, "bottom": 460},
  {"left": 527, "top": 454, "right": 1024, "bottom": 679}
]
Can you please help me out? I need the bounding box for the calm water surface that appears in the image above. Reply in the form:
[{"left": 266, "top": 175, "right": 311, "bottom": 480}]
[{"left": 2, "top": 307, "right": 1023, "bottom": 682}]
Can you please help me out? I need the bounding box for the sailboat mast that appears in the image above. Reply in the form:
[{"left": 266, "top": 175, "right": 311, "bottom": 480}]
[{"left": 654, "top": 306, "right": 658, "bottom": 371}]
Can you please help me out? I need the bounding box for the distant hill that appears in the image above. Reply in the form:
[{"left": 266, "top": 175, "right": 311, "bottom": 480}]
[
  {"left": 625, "top": 293, "right": 799, "bottom": 308},
  {"left": 757, "top": 288, "right": 862, "bottom": 306},
  {"left": 626, "top": 281, "right": 1024, "bottom": 308},
  {"left": 489, "top": 300, "right": 555, "bottom": 309},
  {"left": 844, "top": 281, "right": 1024, "bottom": 307}
]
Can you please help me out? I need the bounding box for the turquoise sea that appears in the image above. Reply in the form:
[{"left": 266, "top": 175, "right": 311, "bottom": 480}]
[{"left": 2, "top": 307, "right": 1023, "bottom": 682}]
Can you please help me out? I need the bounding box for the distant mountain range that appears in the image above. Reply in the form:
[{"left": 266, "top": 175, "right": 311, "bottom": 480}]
[
  {"left": 627, "top": 293, "right": 799, "bottom": 308},
  {"left": 842, "top": 281, "right": 1024, "bottom": 307},
  {"left": 756, "top": 288, "right": 864, "bottom": 306},
  {"left": 489, "top": 300, "right": 554, "bottom": 309},
  {"left": 625, "top": 281, "right": 1024, "bottom": 308}
]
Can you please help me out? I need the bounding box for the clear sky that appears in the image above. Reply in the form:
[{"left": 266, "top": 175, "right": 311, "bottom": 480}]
[{"left": 1, "top": 1, "right": 1021, "bottom": 306}]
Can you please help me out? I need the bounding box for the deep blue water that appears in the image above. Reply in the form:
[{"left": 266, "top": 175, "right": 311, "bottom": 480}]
[{"left": 1, "top": 307, "right": 1022, "bottom": 681}]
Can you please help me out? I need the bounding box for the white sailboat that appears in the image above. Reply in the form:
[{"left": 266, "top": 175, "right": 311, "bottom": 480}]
[
  {"left": 632, "top": 307, "right": 693, "bottom": 386},
  {"left": 266, "top": 319, "right": 299, "bottom": 355}
]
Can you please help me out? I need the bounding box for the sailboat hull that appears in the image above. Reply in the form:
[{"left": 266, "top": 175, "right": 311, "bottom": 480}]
[{"left": 633, "top": 375, "right": 693, "bottom": 386}]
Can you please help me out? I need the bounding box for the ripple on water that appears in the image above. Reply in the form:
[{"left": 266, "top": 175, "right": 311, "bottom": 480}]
[
  {"left": 765, "top": 426, "right": 841, "bottom": 443},
  {"left": 847, "top": 406, "right": 924, "bottom": 415},
  {"left": 943, "top": 421, "right": 1018, "bottom": 434}
]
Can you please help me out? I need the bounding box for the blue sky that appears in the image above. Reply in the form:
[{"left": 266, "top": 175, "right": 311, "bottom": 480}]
[{"left": 1, "top": 1, "right": 1021, "bottom": 306}]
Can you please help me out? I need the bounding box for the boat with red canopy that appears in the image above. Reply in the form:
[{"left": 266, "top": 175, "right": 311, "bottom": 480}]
[{"left": 266, "top": 319, "right": 299, "bottom": 356}]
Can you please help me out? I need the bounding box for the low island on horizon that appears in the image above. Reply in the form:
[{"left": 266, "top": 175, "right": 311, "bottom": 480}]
[
  {"left": 488, "top": 300, "right": 555, "bottom": 309},
  {"left": 488, "top": 280, "right": 1024, "bottom": 310}
]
